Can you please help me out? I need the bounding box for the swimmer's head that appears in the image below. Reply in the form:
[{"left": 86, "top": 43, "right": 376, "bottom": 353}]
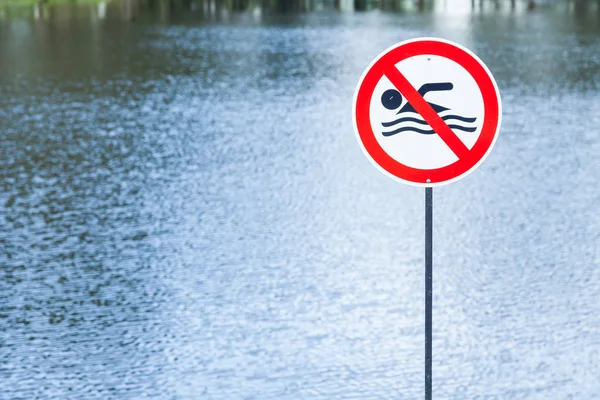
[{"left": 381, "top": 89, "right": 403, "bottom": 110}]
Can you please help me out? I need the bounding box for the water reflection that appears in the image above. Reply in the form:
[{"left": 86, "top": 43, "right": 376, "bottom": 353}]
[
  {"left": 1, "top": 0, "right": 599, "bottom": 21},
  {"left": 0, "top": 1, "right": 599, "bottom": 399}
]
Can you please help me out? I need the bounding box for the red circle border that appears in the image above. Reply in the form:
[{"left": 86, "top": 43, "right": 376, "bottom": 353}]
[{"left": 353, "top": 39, "right": 501, "bottom": 186}]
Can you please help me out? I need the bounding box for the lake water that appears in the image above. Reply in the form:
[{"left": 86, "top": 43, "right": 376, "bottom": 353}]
[{"left": 1, "top": 1, "right": 599, "bottom": 399}]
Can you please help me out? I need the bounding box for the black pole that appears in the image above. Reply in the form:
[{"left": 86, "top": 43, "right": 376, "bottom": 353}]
[{"left": 425, "top": 187, "right": 433, "bottom": 400}]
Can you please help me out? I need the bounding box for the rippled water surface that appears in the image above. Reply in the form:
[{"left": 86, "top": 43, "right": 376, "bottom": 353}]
[{"left": 1, "top": 3, "right": 600, "bottom": 399}]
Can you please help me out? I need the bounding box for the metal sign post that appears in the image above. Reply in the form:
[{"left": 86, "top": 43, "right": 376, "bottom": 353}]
[{"left": 425, "top": 187, "right": 433, "bottom": 400}]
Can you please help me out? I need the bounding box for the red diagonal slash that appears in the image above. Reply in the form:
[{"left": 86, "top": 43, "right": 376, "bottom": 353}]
[{"left": 384, "top": 66, "right": 470, "bottom": 159}]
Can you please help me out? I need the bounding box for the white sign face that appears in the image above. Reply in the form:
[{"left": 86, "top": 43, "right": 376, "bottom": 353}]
[
  {"left": 369, "top": 55, "right": 485, "bottom": 170},
  {"left": 353, "top": 38, "right": 502, "bottom": 187}
]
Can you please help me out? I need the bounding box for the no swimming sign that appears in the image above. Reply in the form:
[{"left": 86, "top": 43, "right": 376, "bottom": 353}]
[
  {"left": 353, "top": 37, "right": 502, "bottom": 187},
  {"left": 352, "top": 37, "right": 502, "bottom": 400}
]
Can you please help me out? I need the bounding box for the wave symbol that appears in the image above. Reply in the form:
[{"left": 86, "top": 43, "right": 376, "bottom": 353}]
[{"left": 381, "top": 112, "right": 478, "bottom": 137}]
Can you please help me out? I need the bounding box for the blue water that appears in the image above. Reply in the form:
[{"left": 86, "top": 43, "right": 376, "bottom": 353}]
[{"left": 0, "top": 3, "right": 599, "bottom": 399}]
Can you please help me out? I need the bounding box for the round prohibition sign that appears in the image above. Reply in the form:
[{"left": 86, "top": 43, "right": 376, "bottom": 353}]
[{"left": 352, "top": 38, "right": 502, "bottom": 187}]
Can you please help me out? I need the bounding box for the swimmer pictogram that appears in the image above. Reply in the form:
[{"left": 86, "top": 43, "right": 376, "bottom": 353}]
[{"left": 380, "top": 83, "right": 477, "bottom": 136}]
